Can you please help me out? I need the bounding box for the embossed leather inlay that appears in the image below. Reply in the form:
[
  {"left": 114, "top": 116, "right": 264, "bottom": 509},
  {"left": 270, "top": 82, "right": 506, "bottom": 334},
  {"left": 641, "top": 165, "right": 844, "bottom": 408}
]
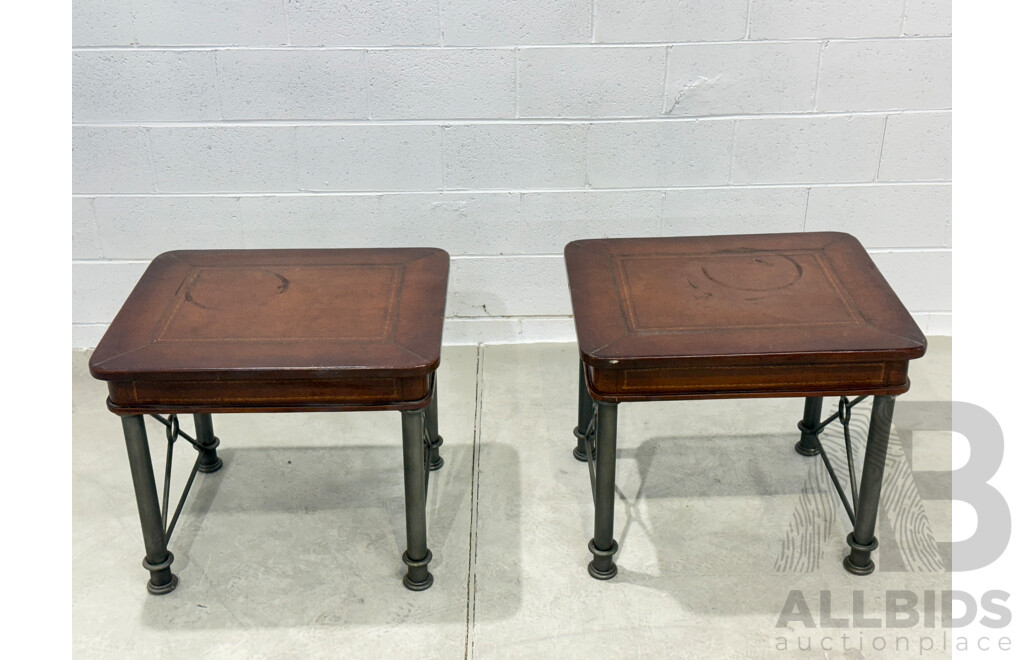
[
  {"left": 159, "top": 265, "right": 402, "bottom": 341},
  {"left": 615, "top": 250, "right": 859, "bottom": 333}
]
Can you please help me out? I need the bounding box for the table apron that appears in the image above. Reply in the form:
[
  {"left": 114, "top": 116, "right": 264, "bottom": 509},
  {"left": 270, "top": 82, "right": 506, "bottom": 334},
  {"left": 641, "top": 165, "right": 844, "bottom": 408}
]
[
  {"left": 586, "top": 360, "right": 910, "bottom": 402},
  {"left": 105, "top": 374, "right": 433, "bottom": 414}
]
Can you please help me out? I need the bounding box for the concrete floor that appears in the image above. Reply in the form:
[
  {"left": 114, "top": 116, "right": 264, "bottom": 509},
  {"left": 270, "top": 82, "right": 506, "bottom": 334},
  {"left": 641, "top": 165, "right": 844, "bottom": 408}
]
[{"left": 73, "top": 339, "right": 952, "bottom": 658}]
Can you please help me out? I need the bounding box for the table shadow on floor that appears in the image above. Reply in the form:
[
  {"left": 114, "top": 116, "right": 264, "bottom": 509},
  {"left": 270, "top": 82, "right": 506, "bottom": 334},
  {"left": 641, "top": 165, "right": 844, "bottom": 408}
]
[
  {"left": 134, "top": 444, "right": 521, "bottom": 629},
  {"left": 604, "top": 427, "right": 950, "bottom": 618}
]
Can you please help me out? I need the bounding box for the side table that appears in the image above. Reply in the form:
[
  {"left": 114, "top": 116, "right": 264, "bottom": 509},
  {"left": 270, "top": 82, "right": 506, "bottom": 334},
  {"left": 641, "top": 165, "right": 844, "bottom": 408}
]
[
  {"left": 89, "top": 248, "right": 449, "bottom": 593},
  {"left": 565, "top": 233, "right": 926, "bottom": 579}
]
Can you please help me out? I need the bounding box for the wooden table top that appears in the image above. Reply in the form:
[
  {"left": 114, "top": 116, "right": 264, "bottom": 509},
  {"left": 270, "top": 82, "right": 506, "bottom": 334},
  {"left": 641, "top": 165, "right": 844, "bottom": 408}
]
[
  {"left": 565, "top": 233, "right": 925, "bottom": 399},
  {"left": 90, "top": 249, "right": 449, "bottom": 413}
]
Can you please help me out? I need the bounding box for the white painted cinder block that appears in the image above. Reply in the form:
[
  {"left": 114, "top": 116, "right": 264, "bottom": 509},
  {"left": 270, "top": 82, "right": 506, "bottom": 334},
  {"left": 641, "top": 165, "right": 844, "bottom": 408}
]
[
  {"left": 869, "top": 250, "right": 952, "bottom": 311},
  {"left": 287, "top": 0, "right": 440, "bottom": 46},
  {"left": 73, "top": 324, "right": 110, "bottom": 350},
  {"left": 72, "top": 128, "right": 154, "bottom": 194},
  {"left": 441, "top": 0, "right": 591, "bottom": 46},
  {"left": 449, "top": 256, "right": 570, "bottom": 317},
  {"left": 92, "top": 197, "right": 245, "bottom": 258},
  {"left": 238, "top": 193, "right": 523, "bottom": 253},
  {"left": 878, "top": 112, "right": 952, "bottom": 181},
  {"left": 217, "top": 50, "right": 367, "bottom": 120},
  {"left": 593, "top": 0, "right": 748, "bottom": 43},
  {"left": 73, "top": 51, "right": 220, "bottom": 122},
  {"left": 518, "top": 47, "right": 666, "bottom": 118},
  {"left": 150, "top": 127, "right": 298, "bottom": 192},
  {"left": 378, "top": 193, "right": 522, "bottom": 254},
  {"left": 662, "top": 188, "right": 807, "bottom": 236},
  {"left": 732, "top": 116, "right": 885, "bottom": 184},
  {"left": 587, "top": 120, "right": 734, "bottom": 188},
  {"left": 71, "top": 0, "right": 955, "bottom": 345},
  {"left": 747, "top": 0, "right": 905, "bottom": 39},
  {"left": 296, "top": 125, "right": 444, "bottom": 191},
  {"left": 444, "top": 124, "right": 587, "bottom": 189},
  {"left": 806, "top": 185, "right": 951, "bottom": 247},
  {"left": 443, "top": 317, "right": 520, "bottom": 345},
  {"left": 72, "top": 198, "right": 102, "bottom": 260},
  {"left": 72, "top": 262, "right": 150, "bottom": 324},
  {"left": 664, "top": 42, "right": 819, "bottom": 116},
  {"left": 72, "top": 0, "right": 135, "bottom": 46},
  {"left": 237, "top": 195, "right": 381, "bottom": 249},
  {"left": 920, "top": 313, "right": 952, "bottom": 335},
  {"left": 519, "top": 317, "right": 577, "bottom": 343},
  {"left": 132, "top": 0, "right": 288, "bottom": 46},
  {"left": 368, "top": 49, "right": 515, "bottom": 119},
  {"left": 903, "top": 0, "right": 953, "bottom": 37},
  {"left": 817, "top": 39, "right": 952, "bottom": 112},
  {"left": 522, "top": 191, "right": 662, "bottom": 254},
  {"left": 149, "top": 126, "right": 446, "bottom": 194}
]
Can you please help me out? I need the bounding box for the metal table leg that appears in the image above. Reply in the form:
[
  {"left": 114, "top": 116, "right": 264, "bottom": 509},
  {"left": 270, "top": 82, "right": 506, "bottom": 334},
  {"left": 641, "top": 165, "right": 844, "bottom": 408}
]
[
  {"left": 122, "top": 415, "right": 178, "bottom": 595},
  {"left": 844, "top": 395, "right": 895, "bottom": 575},
  {"left": 193, "top": 413, "right": 223, "bottom": 473},
  {"left": 401, "top": 409, "right": 433, "bottom": 590},
  {"left": 588, "top": 401, "right": 619, "bottom": 579},
  {"left": 795, "top": 396, "right": 823, "bottom": 456},
  {"left": 573, "top": 358, "right": 596, "bottom": 462},
  {"left": 425, "top": 377, "right": 444, "bottom": 471}
]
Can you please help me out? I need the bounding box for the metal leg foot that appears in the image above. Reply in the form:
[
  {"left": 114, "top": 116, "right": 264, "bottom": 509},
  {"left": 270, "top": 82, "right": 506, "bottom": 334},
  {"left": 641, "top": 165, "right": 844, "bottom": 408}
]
[
  {"left": 427, "top": 441, "right": 444, "bottom": 471},
  {"left": 572, "top": 428, "right": 591, "bottom": 462},
  {"left": 402, "top": 550, "right": 434, "bottom": 591},
  {"left": 401, "top": 409, "right": 433, "bottom": 590},
  {"left": 122, "top": 415, "right": 179, "bottom": 595},
  {"left": 843, "top": 533, "right": 879, "bottom": 576},
  {"left": 142, "top": 552, "right": 179, "bottom": 594},
  {"left": 588, "top": 401, "right": 619, "bottom": 579},
  {"left": 574, "top": 358, "right": 595, "bottom": 462},
  {"left": 587, "top": 539, "right": 619, "bottom": 579},
  {"left": 425, "top": 378, "right": 444, "bottom": 471},
  {"left": 843, "top": 395, "right": 895, "bottom": 576},
  {"left": 193, "top": 413, "right": 223, "bottom": 473},
  {"left": 795, "top": 397, "right": 823, "bottom": 456}
]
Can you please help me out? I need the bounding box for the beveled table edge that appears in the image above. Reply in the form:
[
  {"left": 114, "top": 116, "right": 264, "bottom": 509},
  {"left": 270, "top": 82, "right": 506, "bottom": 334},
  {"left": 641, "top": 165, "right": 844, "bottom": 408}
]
[
  {"left": 577, "top": 344, "right": 928, "bottom": 371},
  {"left": 91, "top": 358, "right": 444, "bottom": 383}
]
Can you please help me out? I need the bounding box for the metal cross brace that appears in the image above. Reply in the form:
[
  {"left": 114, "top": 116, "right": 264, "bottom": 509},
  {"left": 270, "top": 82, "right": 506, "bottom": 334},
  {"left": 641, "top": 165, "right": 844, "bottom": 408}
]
[
  {"left": 421, "top": 411, "right": 441, "bottom": 496},
  {"left": 582, "top": 403, "right": 599, "bottom": 504},
  {"left": 148, "top": 414, "right": 217, "bottom": 545},
  {"left": 804, "top": 395, "right": 869, "bottom": 526}
]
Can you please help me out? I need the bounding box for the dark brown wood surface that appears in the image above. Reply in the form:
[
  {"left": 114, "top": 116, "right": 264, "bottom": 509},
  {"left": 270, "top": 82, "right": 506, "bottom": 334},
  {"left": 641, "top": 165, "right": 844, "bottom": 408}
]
[
  {"left": 565, "top": 233, "right": 926, "bottom": 401},
  {"left": 90, "top": 248, "right": 449, "bottom": 413}
]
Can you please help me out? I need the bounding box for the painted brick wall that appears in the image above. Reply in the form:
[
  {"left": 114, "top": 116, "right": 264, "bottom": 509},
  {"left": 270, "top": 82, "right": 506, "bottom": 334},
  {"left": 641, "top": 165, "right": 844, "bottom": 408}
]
[{"left": 72, "top": 0, "right": 952, "bottom": 347}]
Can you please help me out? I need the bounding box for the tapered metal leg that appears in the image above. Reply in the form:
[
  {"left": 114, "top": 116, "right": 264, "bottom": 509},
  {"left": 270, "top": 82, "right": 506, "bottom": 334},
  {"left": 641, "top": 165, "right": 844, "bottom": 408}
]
[
  {"left": 122, "top": 415, "right": 178, "bottom": 595},
  {"left": 401, "top": 409, "right": 433, "bottom": 590},
  {"left": 425, "top": 378, "right": 444, "bottom": 471},
  {"left": 588, "top": 401, "right": 619, "bottom": 579},
  {"left": 795, "top": 396, "right": 823, "bottom": 456},
  {"left": 844, "top": 395, "right": 895, "bottom": 575},
  {"left": 573, "top": 358, "right": 596, "bottom": 462},
  {"left": 192, "top": 413, "right": 223, "bottom": 473}
]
